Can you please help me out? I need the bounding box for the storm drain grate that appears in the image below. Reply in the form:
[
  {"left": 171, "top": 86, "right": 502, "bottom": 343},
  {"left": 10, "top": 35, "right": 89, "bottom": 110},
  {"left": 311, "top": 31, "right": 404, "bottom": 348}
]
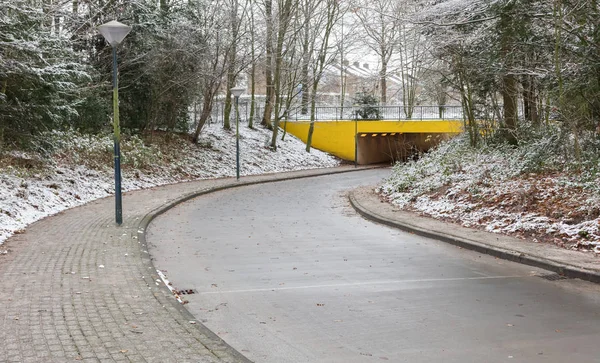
[
  {"left": 538, "top": 273, "right": 567, "bottom": 281},
  {"left": 174, "top": 289, "right": 197, "bottom": 295}
]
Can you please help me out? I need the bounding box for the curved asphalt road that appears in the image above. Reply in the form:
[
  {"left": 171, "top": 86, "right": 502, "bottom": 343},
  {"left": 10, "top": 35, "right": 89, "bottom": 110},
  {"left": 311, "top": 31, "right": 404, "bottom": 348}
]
[{"left": 147, "top": 169, "right": 600, "bottom": 363}]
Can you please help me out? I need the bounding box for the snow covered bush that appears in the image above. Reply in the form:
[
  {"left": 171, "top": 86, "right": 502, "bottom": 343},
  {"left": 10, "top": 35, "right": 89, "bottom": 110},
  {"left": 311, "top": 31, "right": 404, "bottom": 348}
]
[
  {"left": 0, "top": 1, "right": 90, "bottom": 146},
  {"left": 380, "top": 123, "right": 600, "bottom": 251}
]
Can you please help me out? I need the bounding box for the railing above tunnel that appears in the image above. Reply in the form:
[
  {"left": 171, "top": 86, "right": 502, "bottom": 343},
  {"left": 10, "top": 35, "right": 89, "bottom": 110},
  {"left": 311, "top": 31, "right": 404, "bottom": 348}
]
[
  {"left": 286, "top": 105, "right": 464, "bottom": 121},
  {"left": 206, "top": 103, "right": 465, "bottom": 126}
]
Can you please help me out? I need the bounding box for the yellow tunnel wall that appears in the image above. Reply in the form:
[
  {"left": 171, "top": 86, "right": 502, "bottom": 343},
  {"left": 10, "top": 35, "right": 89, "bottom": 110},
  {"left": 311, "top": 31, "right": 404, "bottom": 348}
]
[{"left": 281, "top": 120, "right": 464, "bottom": 162}]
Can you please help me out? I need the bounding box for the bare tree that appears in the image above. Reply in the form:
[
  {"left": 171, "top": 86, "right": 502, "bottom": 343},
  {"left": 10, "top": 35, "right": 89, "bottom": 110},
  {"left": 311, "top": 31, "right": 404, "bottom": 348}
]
[
  {"left": 352, "top": 0, "right": 402, "bottom": 104},
  {"left": 334, "top": 4, "right": 361, "bottom": 118},
  {"left": 304, "top": 0, "right": 341, "bottom": 152},
  {"left": 190, "top": 4, "right": 231, "bottom": 142},
  {"left": 269, "top": 0, "right": 299, "bottom": 150},
  {"left": 247, "top": 0, "right": 260, "bottom": 128},
  {"left": 223, "top": 0, "right": 241, "bottom": 130},
  {"left": 396, "top": 11, "right": 430, "bottom": 118},
  {"left": 261, "top": 0, "right": 275, "bottom": 128}
]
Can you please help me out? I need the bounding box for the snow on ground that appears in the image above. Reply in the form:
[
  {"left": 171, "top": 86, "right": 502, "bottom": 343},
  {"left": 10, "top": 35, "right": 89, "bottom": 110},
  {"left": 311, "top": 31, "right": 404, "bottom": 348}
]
[
  {"left": 379, "top": 134, "right": 600, "bottom": 255},
  {"left": 0, "top": 123, "right": 339, "bottom": 245}
]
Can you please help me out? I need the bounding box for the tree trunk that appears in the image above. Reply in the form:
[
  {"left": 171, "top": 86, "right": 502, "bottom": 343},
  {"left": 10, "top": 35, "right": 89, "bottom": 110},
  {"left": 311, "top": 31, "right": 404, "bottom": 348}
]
[
  {"left": 306, "top": 92, "right": 317, "bottom": 152},
  {"left": 261, "top": 0, "right": 274, "bottom": 129},
  {"left": 530, "top": 85, "right": 539, "bottom": 124},
  {"left": 248, "top": 4, "right": 256, "bottom": 129},
  {"left": 339, "top": 16, "right": 345, "bottom": 119},
  {"left": 223, "top": 90, "right": 232, "bottom": 129},
  {"left": 224, "top": 0, "right": 239, "bottom": 130},
  {"left": 522, "top": 76, "right": 531, "bottom": 121},
  {"left": 436, "top": 86, "right": 447, "bottom": 119},
  {"left": 305, "top": 0, "right": 338, "bottom": 151},
  {"left": 454, "top": 52, "right": 477, "bottom": 147},
  {"left": 301, "top": 24, "right": 310, "bottom": 115},
  {"left": 270, "top": 0, "right": 295, "bottom": 150},
  {"left": 192, "top": 89, "right": 216, "bottom": 143},
  {"left": 522, "top": 75, "right": 539, "bottom": 124},
  {"left": 380, "top": 60, "right": 387, "bottom": 104},
  {"left": 340, "top": 66, "right": 346, "bottom": 119},
  {"left": 499, "top": 4, "right": 519, "bottom": 145},
  {"left": 502, "top": 74, "right": 519, "bottom": 145},
  {"left": 281, "top": 66, "right": 297, "bottom": 141}
]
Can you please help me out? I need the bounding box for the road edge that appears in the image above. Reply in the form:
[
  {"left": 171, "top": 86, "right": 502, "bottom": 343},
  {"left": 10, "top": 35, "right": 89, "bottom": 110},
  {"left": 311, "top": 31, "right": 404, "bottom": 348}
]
[{"left": 349, "top": 190, "right": 600, "bottom": 284}]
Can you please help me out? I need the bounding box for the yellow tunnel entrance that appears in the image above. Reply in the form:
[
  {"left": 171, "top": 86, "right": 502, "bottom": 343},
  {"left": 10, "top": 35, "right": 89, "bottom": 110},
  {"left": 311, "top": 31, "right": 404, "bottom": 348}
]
[{"left": 281, "top": 119, "right": 463, "bottom": 164}]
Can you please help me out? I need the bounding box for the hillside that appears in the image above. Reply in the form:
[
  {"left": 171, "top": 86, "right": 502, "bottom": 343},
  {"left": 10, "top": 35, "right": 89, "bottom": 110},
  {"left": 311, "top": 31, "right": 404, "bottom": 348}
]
[
  {"left": 379, "top": 133, "right": 600, "bottom": 255},
  {"left": 0, "top": 123, "right": 339, "bottom": 246}
]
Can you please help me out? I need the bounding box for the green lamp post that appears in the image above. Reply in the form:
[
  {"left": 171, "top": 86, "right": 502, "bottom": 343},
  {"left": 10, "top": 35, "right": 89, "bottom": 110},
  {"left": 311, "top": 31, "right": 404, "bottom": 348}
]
[{"left": 98, "top": 20, "right": 132, "bottom": 225}]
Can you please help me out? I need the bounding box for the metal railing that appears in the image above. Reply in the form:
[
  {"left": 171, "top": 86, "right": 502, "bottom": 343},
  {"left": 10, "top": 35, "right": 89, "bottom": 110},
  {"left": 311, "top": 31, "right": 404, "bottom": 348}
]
[
  {"left": 207, "top": 102, "right": 464, "bottom": 125},
  {"left": 286, "top": 105, "right": 464, "bottom": 121}
]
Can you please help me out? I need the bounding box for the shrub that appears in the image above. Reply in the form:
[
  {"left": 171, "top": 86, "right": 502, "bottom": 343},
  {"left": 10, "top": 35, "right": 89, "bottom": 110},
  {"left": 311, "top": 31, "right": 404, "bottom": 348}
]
[{"left": 352, "top": 93, "right": 381, "bottom": 120}]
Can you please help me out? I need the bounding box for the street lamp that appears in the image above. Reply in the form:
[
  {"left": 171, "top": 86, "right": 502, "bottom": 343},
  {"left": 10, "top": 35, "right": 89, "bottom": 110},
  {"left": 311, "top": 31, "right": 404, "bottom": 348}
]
[
  {"left": 98, "top": 20, "right": 132, "bottom": 225},
  {"left": 230, "top": 86, "right": 245, "bottom": 180}
]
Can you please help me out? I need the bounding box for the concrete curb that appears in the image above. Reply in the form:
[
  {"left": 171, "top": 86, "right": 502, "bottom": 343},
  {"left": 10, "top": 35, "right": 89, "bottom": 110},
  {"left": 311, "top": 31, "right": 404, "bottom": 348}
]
[
  {"left": 136, "top": 166, "right": 379, "bottom": 362},
  {"left": 349, "top": 190, "right": 600, "bottom": 284}
]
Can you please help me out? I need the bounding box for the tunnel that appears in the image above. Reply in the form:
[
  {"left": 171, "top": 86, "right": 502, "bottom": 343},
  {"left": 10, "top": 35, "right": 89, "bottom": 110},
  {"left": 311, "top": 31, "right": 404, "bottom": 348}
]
[
  {"left": 279, "top": 119, "right": 463, "bottom": 164},
  {"left": 356, "top": 132, "right": 449, "bottom": 165}
]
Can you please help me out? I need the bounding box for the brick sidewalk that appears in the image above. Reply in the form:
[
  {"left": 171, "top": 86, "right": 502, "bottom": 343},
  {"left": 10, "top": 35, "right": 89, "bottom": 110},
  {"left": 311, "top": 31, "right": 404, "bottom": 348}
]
[{"left": 0, "top": 166, "right": 363, "bottom": 363}]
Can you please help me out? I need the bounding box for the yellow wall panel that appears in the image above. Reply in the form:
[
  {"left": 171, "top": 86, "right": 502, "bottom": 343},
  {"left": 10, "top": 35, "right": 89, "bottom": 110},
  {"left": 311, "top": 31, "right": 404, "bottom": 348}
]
[{"left": 281, "top": 119, "right": 463, "bottom": 161}]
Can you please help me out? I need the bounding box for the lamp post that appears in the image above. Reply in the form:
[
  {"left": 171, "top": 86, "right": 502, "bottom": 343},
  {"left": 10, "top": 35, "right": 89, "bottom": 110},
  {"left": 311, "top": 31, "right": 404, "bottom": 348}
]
[
  {"left": 98, "top": 20, "right": 132, "bottom": 225},
  {"left": 230, "top": 86, "right": 245, "bottom": 180},
  {"left": 354, "top": 104, "right": 358, "bottom": 168}
]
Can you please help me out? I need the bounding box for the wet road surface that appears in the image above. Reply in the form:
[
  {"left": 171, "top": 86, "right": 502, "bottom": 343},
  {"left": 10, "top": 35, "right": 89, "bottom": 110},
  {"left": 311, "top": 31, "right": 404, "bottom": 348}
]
[{"left": 147, "top": 169, "right": 600, "bottom": 363}]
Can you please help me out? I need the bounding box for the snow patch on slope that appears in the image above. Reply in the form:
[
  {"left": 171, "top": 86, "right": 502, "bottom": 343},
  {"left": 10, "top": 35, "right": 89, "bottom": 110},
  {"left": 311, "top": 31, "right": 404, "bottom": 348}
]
[
  {"left": 0, "top": 123, "right": 339, "bottom": 245},
  {"left": 380, "top": 134, "right": 600, "bottom": 253}
]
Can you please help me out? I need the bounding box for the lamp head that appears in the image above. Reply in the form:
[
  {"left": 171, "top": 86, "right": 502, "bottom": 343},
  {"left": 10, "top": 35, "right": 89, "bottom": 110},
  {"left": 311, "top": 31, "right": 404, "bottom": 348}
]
[
  {"left": 98, "top": 20, "right": 132, "bottom": 47},
  {"left": 230, "top": 86, "right": 245, "bottom": 98}
]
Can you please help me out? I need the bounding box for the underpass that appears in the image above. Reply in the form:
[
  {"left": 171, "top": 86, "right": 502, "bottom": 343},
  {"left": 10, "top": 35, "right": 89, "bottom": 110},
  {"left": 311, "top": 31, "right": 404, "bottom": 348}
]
[{"left": 281, "top": 106, "right": 463, "bottom": 164}]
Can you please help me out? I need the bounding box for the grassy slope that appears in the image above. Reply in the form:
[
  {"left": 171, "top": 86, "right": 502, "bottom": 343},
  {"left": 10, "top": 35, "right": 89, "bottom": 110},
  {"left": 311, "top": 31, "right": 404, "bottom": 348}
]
[
  {"left": 0, "top": 123, "right": 340, "bottom": 245},
  {"left": 379, "top": 132, "right": 600, "bottom": 254}
]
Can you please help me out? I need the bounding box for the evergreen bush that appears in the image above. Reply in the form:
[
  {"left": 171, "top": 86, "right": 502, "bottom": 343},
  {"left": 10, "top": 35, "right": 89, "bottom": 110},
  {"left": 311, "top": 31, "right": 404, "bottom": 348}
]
[{"left": 353, "top": 93, "right": 381, "bottom": 120}]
